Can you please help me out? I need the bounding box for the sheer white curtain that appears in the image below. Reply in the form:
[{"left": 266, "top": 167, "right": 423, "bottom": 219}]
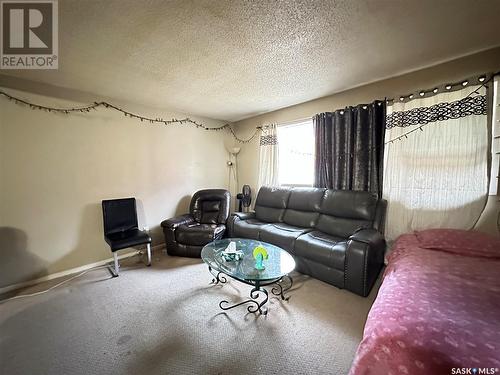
[
  {"left": 257, "top": 124, "right": 279, "bottom": 189},
  {"left": 491, "top": 76, "right": 500, "bottom": 195},
  {"left": 383, "top": 84, "right": 489, "bottom": 241}
]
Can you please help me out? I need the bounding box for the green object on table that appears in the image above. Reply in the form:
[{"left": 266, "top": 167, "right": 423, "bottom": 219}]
[{"left": 253, "top": 245, "right": 268, "bottom": 270}]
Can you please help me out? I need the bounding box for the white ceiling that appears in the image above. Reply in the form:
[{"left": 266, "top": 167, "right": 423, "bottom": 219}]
[{"left": 2, "top": 0, "right": 500, "bottom": 121}]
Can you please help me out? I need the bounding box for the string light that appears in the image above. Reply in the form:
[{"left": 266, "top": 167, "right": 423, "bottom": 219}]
[
  {"left": 0, "top": 90, "right": 261, "bottom": 143},
  {"left": 2, "top": 73, "right": 495, "bottom": 147},
  {"left": 385, "top": 75, "right": 492, "bottom": 144}
]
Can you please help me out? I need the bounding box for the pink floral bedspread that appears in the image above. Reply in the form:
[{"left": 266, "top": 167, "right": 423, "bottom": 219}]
[{"left": 349, "top": 232, "right": 500, "bottom": 375}]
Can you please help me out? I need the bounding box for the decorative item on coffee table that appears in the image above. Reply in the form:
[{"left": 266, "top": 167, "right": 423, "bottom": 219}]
[
  {"left": 221, "top": 241, "right": 244, "bottom": 261},
  {"left": 253, "top": 245, "right": 268, "bottom": 270}
]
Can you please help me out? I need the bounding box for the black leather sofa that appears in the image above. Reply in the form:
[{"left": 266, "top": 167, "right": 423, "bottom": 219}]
[
  {"left": 227, "top": 187, "right": 386, "bottom": 297},
  {"left": 161, "top": 189, "right": 231, "bottom": 258}
]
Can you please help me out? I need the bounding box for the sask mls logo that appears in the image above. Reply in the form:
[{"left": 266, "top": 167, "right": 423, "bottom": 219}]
[
  {"left": 452, "top": 368, "right": 499, "bottom": 374},
  {"left": 1, "top": 0, "right": 58, "bottom": 69}
]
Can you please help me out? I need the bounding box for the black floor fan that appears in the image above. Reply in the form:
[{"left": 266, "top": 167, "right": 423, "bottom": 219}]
[{"left": 236, "top": 185, "right": 252, "bottom": 212}]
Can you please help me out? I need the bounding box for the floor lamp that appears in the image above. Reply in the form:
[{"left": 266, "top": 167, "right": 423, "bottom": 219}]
[{"left": 227, "top": 147, "right": 241, "bottom": 211}]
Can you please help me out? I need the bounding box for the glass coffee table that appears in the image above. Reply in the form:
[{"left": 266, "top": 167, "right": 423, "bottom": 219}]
[{"left": 201, "top": 238, "right": 296, "bottom": 315}]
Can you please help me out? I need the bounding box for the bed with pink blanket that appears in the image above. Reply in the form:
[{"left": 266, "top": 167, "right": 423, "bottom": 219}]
[{"left": 349, "top": 229, "right": 500, "bottom": 375}]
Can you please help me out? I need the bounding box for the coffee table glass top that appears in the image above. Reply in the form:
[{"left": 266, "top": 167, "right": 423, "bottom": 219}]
[{"left": 201, "top": 238, "right": 295, "bottom": 282}]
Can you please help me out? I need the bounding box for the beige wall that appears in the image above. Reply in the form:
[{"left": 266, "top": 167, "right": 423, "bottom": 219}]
[
  {"left": 0, "top": 87, "right": 231, "bottom": 289},
  {"left": 233, "top": 47, "right": 500, "bottom": 235},
  {"left": 1, "top": 48, "right": 499, "bottom": 290}
]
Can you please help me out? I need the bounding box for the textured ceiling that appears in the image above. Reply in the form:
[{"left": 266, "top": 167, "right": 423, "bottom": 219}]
[{"left": 2, "top": 0, "right": 500, "bottom": 121}]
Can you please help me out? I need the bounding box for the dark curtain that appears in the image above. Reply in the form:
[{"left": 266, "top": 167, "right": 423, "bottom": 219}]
[{"left": 313, "top": 101, "right": 386, "bottom": 197}]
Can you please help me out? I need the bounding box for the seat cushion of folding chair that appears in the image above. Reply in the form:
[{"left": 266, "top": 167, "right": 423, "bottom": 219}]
[{"left": 105, "top": 229, "right": 151, "bottom": 251}]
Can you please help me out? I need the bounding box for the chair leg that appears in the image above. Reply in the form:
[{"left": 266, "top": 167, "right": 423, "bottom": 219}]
[
  {"left": 107, "top": 252, "right": 119, "bottom": 277},
  {"left": 146, "top": 243, "right": 152, "bottom": 266},
  {"left": 114, "top": 252, "right": 120, "bottom": 275},
  {"left": 108, "top": 244, "right": 150, "bottom": 277}
]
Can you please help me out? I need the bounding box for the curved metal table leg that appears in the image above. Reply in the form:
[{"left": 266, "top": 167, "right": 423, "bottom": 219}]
[
  {"left": 271, "top": 274, "right": 293, "bottom": 301},
  {"left": 208, "top": 266, "right": 227, "bottom": 285},
  {"left": 219, "top": 282, "right": 269, "bottom": 315}
]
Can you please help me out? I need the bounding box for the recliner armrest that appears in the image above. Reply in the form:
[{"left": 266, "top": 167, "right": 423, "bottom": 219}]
[
  {"left": 161, "top": 214, "right": 195, "bottom": 229},
  {"left": 344, "top": 229, "right": 386, "bottom": 297}
]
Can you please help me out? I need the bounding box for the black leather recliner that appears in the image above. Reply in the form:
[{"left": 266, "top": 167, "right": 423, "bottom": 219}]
[
  {"left": 227, "top": 187, "right": 387, "bottom": 297},
  {"left": 161, "top": 189, "right": 231, "bottom": 258}
]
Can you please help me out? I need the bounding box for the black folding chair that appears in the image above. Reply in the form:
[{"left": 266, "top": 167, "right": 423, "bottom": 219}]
[{"left": 102, "top": 198, "right": 151, "bottom": 276}]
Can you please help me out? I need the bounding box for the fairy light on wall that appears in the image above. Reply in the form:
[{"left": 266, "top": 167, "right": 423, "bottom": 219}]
[
  {"left": 0, "top": 73, "right": 495, "bottom": 146},
  {"left": 387, "top": 74, "right": 493, "bottom": 104},
  {"left": 0, "top": 90, "right": 262, "bottom": 143},
  {"left": 385, "top": 74, "right": 495, "bottom": 144}
]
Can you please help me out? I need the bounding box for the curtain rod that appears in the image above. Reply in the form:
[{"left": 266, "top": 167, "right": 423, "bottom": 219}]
[
  {"left": 386, "top": 71, "right": 499, "bottom": 104},
  {"left": 258, "top": 72, "right": 499, "bottom": 131},
  {"left": 261, "top": 117, "right": 312, "bottom": 129},
  {"left": 276, "top": 117, "right": 313, "bottom": 127}
]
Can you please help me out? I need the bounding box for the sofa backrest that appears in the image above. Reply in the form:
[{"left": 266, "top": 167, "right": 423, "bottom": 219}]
[
  {"left": 190, "top": 189, "right": 231, "bottom": 225},
  {"left": 283, "top": 188, "right": 325, "bottom": 228},
  {"left": 253, "top": 187, "right": 386, "bottom": 236},
  {"left": 316, "top": 190, "right": 381, "bottom": 238},
  {"left": 254, "top": 186, "right": 291, "bottom": 223}
]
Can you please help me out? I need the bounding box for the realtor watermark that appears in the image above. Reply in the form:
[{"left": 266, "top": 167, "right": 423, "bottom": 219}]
[
  {"left": 1, "top": 0, "right": 58, "bottom": 69},
  {"left": 451, "top": 368, "right": 499, "bottom": 374}
]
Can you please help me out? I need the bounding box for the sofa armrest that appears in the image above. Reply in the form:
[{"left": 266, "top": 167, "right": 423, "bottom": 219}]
[
  {"left": 344, "top": 229, "right": 386, "bottom": 297},
  {"left": 349, "top": 228, "right": 385, "bottom": 246},
  {"left": 227, "top": 212, "right": 255, "bottom": 237},
  {"left": 232, "top": 212, "right": 255, "bottom": 220},
  {"left": 161, "top": 214, "right": 195, "bottom": 229}
]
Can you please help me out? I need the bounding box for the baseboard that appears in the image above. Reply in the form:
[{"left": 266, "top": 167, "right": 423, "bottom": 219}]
[{"left": 0, "top": 243, "right": 166, "bottom": 295}]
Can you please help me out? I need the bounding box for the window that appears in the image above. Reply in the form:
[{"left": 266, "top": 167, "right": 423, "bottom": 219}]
[{"left": 277, "top": 119, "right": 315, "bottom": 186}]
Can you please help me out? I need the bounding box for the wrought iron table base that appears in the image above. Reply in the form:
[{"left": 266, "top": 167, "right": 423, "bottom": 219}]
[
  {"left": 208, "top": 268, "right": 293, "bottom": 315},
  {"left": 271, "top": 275, "right": 293, "bottom": 301},
  {"left": 219, "top": 284, "right": 270, "bottom": 315},
  {"left": 208, "top": 266, "right": 227, "bottom": 285}
]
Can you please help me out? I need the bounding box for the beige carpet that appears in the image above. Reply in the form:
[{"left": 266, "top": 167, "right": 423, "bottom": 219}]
[{"left": 0, "top": 252, "right": 379, "bottom": 375}]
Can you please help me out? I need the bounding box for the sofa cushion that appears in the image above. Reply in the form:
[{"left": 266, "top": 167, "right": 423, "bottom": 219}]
[
  {"left": 175, "top": 223, "right": 225, "bottom": 246},
  {"left": 254, "top": 186, "right": 291, "bottom": 223},
  {"left": 283, "top": 188, "right": 325, "bottom": 228},
  {"left": 295, "top": 231, "right": 346, "bottom": 271},
  {"left": 259, "top": 223, "right": 311, "bottom": 253},
  {"left": 316, "top": 215, "right": 372, "bottom": 239},
  {"left": 316, "top": 190, "right": 377, "bottom": 237},
  {"left": 232, "top": 219, "right": 269, "bottom": 239},
  {"left": 320, "top": 190, "right": 378, "bottom": 220}
]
